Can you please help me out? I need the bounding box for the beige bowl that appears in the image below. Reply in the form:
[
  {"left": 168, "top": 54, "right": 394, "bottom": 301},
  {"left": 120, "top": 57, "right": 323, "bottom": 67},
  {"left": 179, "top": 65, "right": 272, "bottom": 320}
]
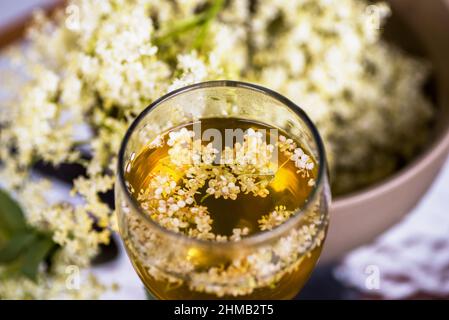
[{"left": 321, "top": 0, "right": 449, "bottom": 263}]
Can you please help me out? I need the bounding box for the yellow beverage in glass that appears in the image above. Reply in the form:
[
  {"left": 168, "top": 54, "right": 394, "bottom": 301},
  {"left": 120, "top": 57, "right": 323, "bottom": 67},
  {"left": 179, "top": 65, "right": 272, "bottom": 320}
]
[{"left": 116, "top": 81, "right": 330, "bottom": 299}]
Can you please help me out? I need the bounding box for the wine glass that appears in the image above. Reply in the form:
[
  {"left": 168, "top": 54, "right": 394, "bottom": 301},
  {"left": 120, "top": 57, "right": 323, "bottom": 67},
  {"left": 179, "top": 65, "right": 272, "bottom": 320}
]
[{"left": 115, "top": 81, "right": 330, "bottom": 299}]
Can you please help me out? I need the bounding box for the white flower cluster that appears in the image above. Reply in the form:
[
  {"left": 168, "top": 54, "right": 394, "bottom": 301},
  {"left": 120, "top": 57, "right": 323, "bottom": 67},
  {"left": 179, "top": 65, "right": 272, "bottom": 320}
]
[
  {"left": 126, "top": 181, "right": 327, "bottom": 298},
  {"left": 133, "top": 127, "right": 314, "bottom": 242},
  {"left": 258, "top": 205, "right": 294, "bottom": 231}
]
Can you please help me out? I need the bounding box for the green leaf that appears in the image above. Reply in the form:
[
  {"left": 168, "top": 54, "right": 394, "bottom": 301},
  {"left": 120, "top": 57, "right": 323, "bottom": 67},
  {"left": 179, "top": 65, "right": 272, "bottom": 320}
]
[
  {"left": 0, "top": 189, "right": 27, "bottom": 237},
  {"left": 0, "top": 232, "right": 37, "bottom": 263},
  {"left": 20, "top": 235, "right": 56, "bottom": 281},
  {"left": 0, "top": 189, "right": 58, "bottom": 282}
]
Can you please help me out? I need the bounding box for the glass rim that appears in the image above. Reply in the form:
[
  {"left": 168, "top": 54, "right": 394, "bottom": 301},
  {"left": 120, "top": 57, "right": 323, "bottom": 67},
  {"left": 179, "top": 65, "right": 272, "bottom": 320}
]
[{"left": 117, "top": 80, "right": 328, "bottom": 249}]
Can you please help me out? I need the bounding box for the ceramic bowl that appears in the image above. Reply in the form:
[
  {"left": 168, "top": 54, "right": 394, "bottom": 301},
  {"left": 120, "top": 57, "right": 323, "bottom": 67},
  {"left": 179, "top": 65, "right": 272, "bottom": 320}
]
[{"left": 322, "top": 0, "right": 449, "bottom": 262}]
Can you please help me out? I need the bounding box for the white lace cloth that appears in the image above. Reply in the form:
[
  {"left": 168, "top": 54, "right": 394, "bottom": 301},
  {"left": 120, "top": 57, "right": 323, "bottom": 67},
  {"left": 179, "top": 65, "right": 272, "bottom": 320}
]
[{"left": 335, "top": 155, "right": 449, "bottom": 299}]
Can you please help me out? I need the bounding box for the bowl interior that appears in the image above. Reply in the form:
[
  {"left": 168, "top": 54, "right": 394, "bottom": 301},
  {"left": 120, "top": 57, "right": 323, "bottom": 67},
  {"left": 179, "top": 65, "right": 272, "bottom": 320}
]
[{"left": 334, "top": 0, "right": 449, "bottom": 202}]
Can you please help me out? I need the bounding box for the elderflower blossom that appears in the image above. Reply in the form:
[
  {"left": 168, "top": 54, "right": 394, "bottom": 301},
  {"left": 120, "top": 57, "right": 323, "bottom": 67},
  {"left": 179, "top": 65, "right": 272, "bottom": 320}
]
[
  {"left": 291, "top": 148, "right": 314, "bottom": 171},
  {"left": 206, "top": 169, "right": 241, "bottom": 200},
  {"left": 230, "top": 227, "right": 250, "bottom": 241},
  {"left": 131, "top": 127, "right": 315, "bottom": 241},
  {"left": 258, "top": 206, "right": 295, "bottom": 231}
]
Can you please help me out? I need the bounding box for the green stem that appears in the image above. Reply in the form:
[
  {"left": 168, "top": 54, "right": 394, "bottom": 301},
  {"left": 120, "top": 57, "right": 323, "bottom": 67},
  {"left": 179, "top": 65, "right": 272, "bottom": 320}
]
[
  {"left": 277, "top": 158, "right": 291, "bottom": 171},
  {"left": 193, "top": 0, "right": 225, "bottom": 49},
  {"left": 200, "top": 193, "right": 212, "bottom": 203},
  {"left": 154, "top": 13, "right": 208, "bottom": 45},
  {"left": 154, "top": 0, "right": 225, "bottom": 47}
]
